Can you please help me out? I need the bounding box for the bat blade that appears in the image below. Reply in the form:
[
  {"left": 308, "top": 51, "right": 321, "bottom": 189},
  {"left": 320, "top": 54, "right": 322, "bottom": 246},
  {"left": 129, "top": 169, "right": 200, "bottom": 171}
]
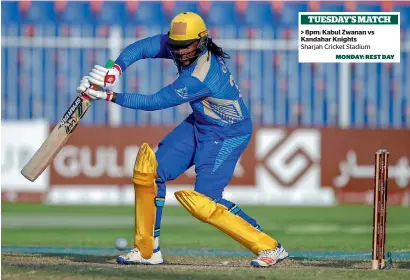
[
  {"left": 21, "top": 59, "right": 114, "bottom": 182},
  {"left": 21, "top": 96, "right": 91, "bottom": 182}
]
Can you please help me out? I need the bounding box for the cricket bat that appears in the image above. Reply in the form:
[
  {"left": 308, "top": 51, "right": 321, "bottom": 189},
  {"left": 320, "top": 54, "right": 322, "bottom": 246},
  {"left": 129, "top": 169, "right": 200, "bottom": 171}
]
[{"left": 21, "top": 59, "right": 115, "bottom": 182}]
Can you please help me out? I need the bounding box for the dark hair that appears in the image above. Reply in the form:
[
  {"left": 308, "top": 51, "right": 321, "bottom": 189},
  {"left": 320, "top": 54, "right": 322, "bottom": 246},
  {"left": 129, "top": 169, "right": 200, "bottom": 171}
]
[{"left": 207, "top": 38, "right": 231, "bottom": 61}]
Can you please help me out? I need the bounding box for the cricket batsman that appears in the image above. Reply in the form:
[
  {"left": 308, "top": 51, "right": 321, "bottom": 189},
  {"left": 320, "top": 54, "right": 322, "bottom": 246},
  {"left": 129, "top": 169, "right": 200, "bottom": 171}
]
[{"left": 77, "top": 12, "right": 288, "bottom": 267}]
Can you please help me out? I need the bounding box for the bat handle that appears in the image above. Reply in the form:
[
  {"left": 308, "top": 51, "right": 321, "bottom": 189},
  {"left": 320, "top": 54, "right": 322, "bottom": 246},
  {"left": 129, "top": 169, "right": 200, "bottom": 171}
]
[
  {"left": 81, "top": 59, "right": 115, "bottom": 101},
  {"left": 80, "top": 84, "right": 99, "bottom": 101}
]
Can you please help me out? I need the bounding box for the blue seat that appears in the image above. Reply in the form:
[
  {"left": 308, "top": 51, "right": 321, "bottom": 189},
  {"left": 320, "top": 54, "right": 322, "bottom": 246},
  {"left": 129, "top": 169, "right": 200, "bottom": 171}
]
[
  {"left": 279, "top": 2, "right": 309, "bottom": 27},
  {"left": 56, "top": 1, "right": 91, "bottom": 24},
  {"left": 21, "top": 1, "right": 56, "bottom": 24},
  {"left": 204, "top": 1, "right": 240, "bottom": 39},
  {"left": 393, "top": 4, "right": 410, "bottom": 28},
  {"left": 204, "top": 2, "right": 238, "bottom": 26},
  {"left": 172, "top": 1, "right": 200, "bottom": 15},
  {"left": 1, "top": 1, "right": 20, "bottom": 24},
  {"left": 354, "top": 3, "right": 382, "bottom": 12},
  {"left": 317, "top": 2, "right": 345, "bottom": 12},
  {"left": 128, "top": 1, "right": 166, "bottom": 27},
  {"left": 272, "top": 2, "right": 308, "bottom": 39},
  {"left": 244, "top": 1, "right": 275, "bottom": 27},
  {"left": 91, "top": 2, "right": 127, "bottom": 25}
]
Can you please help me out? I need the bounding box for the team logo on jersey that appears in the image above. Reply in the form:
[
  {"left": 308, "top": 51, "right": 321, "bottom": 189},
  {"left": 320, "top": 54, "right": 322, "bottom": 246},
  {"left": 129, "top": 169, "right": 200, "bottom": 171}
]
[{"left": 175, "top": 87, "right": 188, "bottom": 97}]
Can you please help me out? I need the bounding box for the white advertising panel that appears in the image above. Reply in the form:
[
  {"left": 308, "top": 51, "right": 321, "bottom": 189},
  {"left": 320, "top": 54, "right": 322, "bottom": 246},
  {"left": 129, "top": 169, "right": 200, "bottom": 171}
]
[{"left": 1, "top": 120, "right": 49, "bottom": 191}]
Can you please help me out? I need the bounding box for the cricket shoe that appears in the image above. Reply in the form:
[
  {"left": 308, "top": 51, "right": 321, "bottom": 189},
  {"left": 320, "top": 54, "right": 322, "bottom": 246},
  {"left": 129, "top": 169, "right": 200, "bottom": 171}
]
[
  {"left": 250, "top": 243, "right": 289, "bottom": 268},
  {"left": 116, "top": 248, "right": 164, "bottom": 265}
]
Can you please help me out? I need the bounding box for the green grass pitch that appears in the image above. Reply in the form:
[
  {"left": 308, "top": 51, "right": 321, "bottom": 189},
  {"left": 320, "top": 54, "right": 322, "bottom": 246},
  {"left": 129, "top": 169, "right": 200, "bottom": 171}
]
[{"left": 2, "top": 203, "right": 410, "bottom": 279}]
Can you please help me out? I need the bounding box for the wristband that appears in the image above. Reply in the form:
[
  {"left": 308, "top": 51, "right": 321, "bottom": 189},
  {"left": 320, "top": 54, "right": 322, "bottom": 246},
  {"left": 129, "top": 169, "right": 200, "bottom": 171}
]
[{"left": 109, "top": 92, "right": 117, "bottom": 103}]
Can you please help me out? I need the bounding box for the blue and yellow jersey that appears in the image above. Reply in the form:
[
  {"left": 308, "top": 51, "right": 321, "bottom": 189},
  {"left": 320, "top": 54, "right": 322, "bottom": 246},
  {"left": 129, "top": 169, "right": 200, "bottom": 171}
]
[{"left": 114, "top": 34, "right": 252, "bottom": 138}]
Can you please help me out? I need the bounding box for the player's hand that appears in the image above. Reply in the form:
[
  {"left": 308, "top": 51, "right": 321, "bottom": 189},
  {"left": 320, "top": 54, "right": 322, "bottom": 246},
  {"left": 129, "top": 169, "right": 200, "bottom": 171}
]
[
  {"left": 76, "top": 77, "right": 114, "bottom": 101},
  {"left": 86, "top": 64, "right": 121, "bottom": 88}
]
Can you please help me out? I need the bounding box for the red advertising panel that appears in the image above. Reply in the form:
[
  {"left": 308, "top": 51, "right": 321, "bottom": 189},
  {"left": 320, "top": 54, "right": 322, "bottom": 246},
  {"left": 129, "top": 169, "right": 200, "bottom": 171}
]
[
  {"left": 50, "top": 126, "right": 256, "bottom": 186},
  {"left": 321, "top": 128, "right": 410, "bottom": 205}
]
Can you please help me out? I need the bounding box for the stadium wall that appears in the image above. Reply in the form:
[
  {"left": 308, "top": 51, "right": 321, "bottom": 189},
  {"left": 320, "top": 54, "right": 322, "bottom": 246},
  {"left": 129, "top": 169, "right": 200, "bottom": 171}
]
[{"left": 2, "top": 121, "right": 409, "bottom": 206}]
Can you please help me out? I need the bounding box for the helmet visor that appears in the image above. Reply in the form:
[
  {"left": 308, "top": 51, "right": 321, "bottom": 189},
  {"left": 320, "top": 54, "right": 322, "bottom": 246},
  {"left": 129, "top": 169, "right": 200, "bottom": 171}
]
[
  {"left": 167, "top": 39, "right": 199, "bottom": 63},
  {"left": 167, "top": 38, "right": 197, "bottom": 49}
]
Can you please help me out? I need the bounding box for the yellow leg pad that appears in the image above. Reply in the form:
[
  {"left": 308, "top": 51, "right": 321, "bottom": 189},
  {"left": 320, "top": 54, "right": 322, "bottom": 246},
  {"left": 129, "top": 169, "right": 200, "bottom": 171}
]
[
  {"left": 133, "top": 143, "right": 158, "bottom": 259},
  {"left": 174, "top": 190, "right": 277, "bottom": 255}
]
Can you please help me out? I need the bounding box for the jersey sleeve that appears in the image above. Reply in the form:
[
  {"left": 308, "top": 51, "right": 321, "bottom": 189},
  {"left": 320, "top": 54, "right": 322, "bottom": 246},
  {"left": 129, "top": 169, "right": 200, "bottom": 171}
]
[
  {"left": 114, "top": 75, "right": 213, "bottom": 111},
  {"left": 114, "top": 34, "right": 171, "bottom": 73}
]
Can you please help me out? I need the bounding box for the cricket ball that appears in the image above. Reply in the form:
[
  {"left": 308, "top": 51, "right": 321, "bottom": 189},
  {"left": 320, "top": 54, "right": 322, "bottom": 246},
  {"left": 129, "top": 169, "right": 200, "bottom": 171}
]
[{"left": 115, "top": 238, "right": 128, "bottom": 251}]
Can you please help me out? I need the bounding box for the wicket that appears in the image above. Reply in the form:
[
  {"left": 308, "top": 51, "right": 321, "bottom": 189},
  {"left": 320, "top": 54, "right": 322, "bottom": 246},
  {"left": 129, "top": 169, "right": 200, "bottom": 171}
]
[{"left": 371, "top": 149, "right": 389, "bottom": 270}]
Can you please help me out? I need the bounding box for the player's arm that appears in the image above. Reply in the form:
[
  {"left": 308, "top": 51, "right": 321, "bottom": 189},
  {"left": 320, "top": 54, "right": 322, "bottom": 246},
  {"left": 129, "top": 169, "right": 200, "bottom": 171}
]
[
  {"left": 87, "top": 34, "right": 170, "bottom": 88},
  {"left": 115, "top": 34, "right": 171, "bottom": 72},
  {"left": 77, "top": 75, "right": 212, "bottom": 111}
]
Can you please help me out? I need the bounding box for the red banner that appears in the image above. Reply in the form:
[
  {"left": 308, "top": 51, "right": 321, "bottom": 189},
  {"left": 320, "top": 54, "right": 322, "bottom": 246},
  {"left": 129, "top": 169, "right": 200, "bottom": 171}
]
[
  {"left": 321, "top": 128, "right": 410, "bottom": 205},
  {"left": 50, "top": 126, "right": 256, "bottom": 186},
  {"left": 24, "top": 125, "right": 409, "bottom": 206}
]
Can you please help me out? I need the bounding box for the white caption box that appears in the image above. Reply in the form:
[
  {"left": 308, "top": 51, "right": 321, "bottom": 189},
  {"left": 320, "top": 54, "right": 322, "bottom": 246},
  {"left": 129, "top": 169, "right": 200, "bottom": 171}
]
[{"left": 298, "top": 12, "right": 401, "bottom": 63}]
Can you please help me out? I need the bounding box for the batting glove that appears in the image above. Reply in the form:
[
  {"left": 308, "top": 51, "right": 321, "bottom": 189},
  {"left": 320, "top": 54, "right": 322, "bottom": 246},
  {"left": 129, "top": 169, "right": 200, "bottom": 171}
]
[
  {"left": 87, "top": 64, "right": 121, "bottom": 88},
  {"left": 76, "top": 77, "right": 114, "bottom": 101}
]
